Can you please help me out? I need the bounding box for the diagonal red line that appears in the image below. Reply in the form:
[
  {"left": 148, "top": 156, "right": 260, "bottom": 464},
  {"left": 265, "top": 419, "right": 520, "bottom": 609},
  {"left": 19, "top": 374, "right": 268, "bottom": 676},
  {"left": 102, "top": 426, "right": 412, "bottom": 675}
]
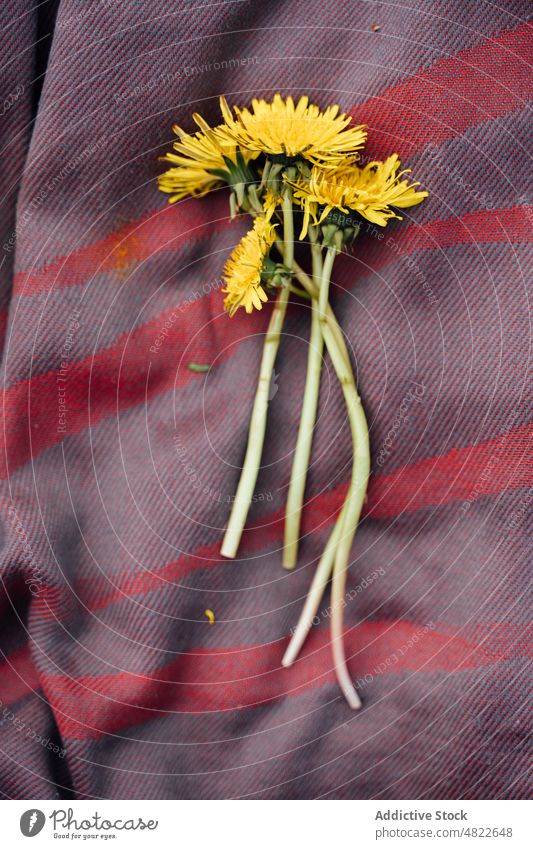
[
  {"left": 0, "top": 620, "right": 527, "bottom": 738},
  {"left": 74, "top": 421, "right": 532, "bottom": 615},
  {"left": 0, "top": 644, "right": 40, "bottom": 705},
  {"left": 2, "top": 206, "right": 528, "bottom": 480},
  {"left": 0, "top": 287, "right": 265, "bottom": 480},
  {"left": 351, "top": 22, "right": 532, "bottom": 156},
  {"left": 3, "top": 419, "right": 528, "bottom": 674},
  {"left": 13, "top": 194, "right": 231, "bottom": 298},
  {"left": 1, "top": 617, "right": 528, "bottom": 738},
  {"left": 15, "top": 198, "right": 531, "bottom": 302},
  {"left": 35, "top": 620, "right": 517, "bottom": 738},
  {"left": 0, "top": 307, "right": 8, "bottom": 352},
  {"left": 2, "top": 621, "right": 514, "bottom": 736}
]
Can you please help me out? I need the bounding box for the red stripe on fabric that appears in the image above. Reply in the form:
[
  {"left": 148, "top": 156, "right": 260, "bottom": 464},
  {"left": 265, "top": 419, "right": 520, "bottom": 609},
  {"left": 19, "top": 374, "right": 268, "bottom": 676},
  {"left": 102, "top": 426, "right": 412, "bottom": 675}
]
[
  {"left": 0, "top": 289, "right": 265, "bottom": 480},
  {"left": 2, "top": 206, "right": 528, "bottom": 479},
  {"left": 352, "top": 23, "right": 532, "bottom": 156},
  {"left": 16, "top": 200, "right": 530, "bottom": 302},
  {"left": 471, "top": 622, "right": 533, "bottom": 662},
  {"left": 13, "top": 195, "right": 230, "bottom": 298},
  {"left": 368, "top": 420, "right": 532, "bottom": 516},
  {"left": 0, "top": 644, "right": 40, "bottom": 704},
  {"left": 38, "top": 620, "right": 513, "bottom": 739},
  {"left": 0, "top": 307, "right": 8, "bottom": 350},
  {"left": 73, "top": 422, "right": 531, "bottom": 614},
  {"left": 380, "top": 206, "right": 529, "bottom": 253}
]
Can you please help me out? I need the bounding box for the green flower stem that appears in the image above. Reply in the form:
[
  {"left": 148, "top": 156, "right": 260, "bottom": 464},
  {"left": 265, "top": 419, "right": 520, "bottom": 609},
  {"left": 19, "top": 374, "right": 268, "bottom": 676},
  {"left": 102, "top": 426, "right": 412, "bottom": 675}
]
[
  {"left": 282, "top": 498, "right": 347, "bottom": 666},
  {"left": 321, "top": 318, "right": 369, "bottom": 710},
  {"left": 220, "top": 287, "right": 289, "bottom": 558},
  {"left": 274, "top": 243, "right": 350, "bottom": 371},
  {"left": 318, "top": 245, "right": 336, "bottom": 323},
  {"left": 282, "top": 238, "right": 324, "bottom": 569},
  {"left": 276, "top": 250, "right": 370, "bottom": 708},
  {"left": 282, "top": 247, "right": 350, "bottom": 665},
  {"left": 220, "top": 193, "right": 294, "bottom": 560},
  {"left": 282, "top": 245, "right": 344, "bottom": 658},
  {"left": 286, "top": 283, "right": 311, "bottom": 300},
  {"left": 282, "top": 188, "right": 294, "bottom": 267}
]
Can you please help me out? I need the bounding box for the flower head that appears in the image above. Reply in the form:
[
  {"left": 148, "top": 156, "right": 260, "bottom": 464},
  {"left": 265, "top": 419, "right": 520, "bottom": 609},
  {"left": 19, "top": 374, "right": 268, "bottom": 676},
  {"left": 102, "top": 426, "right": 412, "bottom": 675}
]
[
  {"left": 290, "top": 154, "right": 428, "bottom": 236},
  {"left": 222, "top": 217, "right": 277, "bottom": 316},
  {"left": 219, "top": 94, "right": 367, "bottom": 167},
  {"left": 158, "top": 113, "right": 257, "bottom": 203}
]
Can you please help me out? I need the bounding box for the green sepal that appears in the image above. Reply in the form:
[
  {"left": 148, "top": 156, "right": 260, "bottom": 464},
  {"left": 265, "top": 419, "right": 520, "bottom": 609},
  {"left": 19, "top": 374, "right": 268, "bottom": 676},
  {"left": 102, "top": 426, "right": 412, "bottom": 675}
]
[
  {"left": 321, "top": 210, "right": 361, "bottom": 248},
  {"left": 209, "top": 167, "right": 230, "bottom": 181},
  {"left": 260, "top": 256, "right": 291, "bottom": 288}
]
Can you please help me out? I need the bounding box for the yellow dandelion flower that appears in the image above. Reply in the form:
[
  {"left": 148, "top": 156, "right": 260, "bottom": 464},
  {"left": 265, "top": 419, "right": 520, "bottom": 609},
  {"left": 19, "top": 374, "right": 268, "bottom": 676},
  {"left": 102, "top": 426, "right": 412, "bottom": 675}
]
[
  {"left": 158, "top": 113, "right": 257, "bottom": 203},
  {"left": 290, "top": 154, "right": 428, "bottom": 236},
  {"left": 262, "top": 188, "right": 281, "bottom": 221},
  {"left": 222, "top": 217, "right": 277, "bottom": 316},
  {"left": 219, "top": 94, "right": 367, "bottom": 167}
]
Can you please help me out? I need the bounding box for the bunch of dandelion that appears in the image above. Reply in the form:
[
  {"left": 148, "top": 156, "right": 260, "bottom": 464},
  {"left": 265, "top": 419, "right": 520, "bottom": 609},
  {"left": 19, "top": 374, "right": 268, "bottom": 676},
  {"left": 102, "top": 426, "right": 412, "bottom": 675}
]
[{"left": 159, "top": 94, "right": 428, "bottom": 708}]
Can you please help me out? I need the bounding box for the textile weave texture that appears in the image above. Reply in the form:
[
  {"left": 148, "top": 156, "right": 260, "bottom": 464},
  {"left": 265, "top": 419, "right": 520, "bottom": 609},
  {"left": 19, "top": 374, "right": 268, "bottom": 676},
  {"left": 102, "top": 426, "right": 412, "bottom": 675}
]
[{"left": 0, "top": 0, "right": 531, "bottom": 799}]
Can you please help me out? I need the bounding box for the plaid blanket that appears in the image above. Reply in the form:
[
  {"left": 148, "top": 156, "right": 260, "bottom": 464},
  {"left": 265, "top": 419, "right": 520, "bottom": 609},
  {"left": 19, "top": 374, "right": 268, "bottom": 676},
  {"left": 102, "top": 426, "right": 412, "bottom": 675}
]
[{"left": 0, "top": 0, "right": 531, "bottom": 799}]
